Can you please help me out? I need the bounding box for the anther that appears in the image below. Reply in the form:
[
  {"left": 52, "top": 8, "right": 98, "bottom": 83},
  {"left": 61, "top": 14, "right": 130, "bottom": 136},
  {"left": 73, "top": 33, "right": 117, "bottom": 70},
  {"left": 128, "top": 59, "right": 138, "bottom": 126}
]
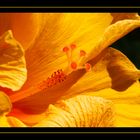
[
  {"left": 38, "top": 69, "right": 67, "bottom": 90},
  {"left": 71, "top": 61, "right": 77, "bottom": 70},
  {"left": 85, "top": 63, "right": 91, "bottom": 72},
  {"left": 62, "top": 46, "right": 69, "bottom": 52},
  {"left": 80, "top": 50, "right": 86, "bottom": 57},
  {"left": 70, "top": 44, "right": 77, "bottom": 50}
]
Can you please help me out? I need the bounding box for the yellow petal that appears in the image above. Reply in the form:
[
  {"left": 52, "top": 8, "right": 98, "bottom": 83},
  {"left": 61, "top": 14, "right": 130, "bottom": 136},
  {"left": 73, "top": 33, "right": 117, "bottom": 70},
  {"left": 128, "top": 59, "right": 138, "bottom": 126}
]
[
  {"left": 115, "top": 103, "right": 140, "bottom": 127},
  {"left": 84, "top": 81, "right": 140, "bottom": 103},
  {"left": 35, "top": 95, "right": 114, "bottom": 127},
  {"left": 23, "top": 13, "right": 112, "bottom": 90},
  {"left": 0, "top": 116, "right": 10, "bottom": 127},
  {"left": 85, "top": 16, "right": 140, "bottom": 64},
  {"left": 0, "top": 13, "right": 45, "bottom": 50},
  {"left": 0, "top": 30, "right": 27, "bottom": 91},
  {"left": 7, "top": 116, "right": 27, "bottom": 127},
  {"left": 84, "top": 81, "right": 140, "bottom": 126},
  {"left": 0, "top": 91, "right": 12, "bottom": 116},
  {"left": 111, "top": 13, "right": 140, "bottom": 23},
  {"left": 0, "top": 91, "right": 12, "bottom": 127},
  {"left": 8, "top": 108, "right": 47, "bottom": 126},
  {"left": 0, "top": 116, "right": 27, "bottom": 127}
]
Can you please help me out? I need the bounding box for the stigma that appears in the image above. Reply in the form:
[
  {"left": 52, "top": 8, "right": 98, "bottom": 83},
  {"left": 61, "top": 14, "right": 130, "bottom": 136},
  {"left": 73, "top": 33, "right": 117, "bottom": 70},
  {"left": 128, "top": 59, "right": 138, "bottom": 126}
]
[{"left": 62, "top": 44, "right": 91, "bottom": 72}]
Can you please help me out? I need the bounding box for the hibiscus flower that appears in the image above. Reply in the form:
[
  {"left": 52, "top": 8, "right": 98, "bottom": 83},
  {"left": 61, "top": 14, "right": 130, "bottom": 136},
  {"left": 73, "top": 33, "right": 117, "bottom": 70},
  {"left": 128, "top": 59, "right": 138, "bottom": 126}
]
[{"left": 0, "top": 13, "right": 140, "bottom": 127}]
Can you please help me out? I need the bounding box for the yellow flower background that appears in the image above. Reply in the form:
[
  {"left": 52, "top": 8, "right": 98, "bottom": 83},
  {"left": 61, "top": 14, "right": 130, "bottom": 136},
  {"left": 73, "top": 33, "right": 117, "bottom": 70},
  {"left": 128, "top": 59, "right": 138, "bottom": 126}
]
[{"left": 0, "top": 13, "right": 140, "bottom": 127}]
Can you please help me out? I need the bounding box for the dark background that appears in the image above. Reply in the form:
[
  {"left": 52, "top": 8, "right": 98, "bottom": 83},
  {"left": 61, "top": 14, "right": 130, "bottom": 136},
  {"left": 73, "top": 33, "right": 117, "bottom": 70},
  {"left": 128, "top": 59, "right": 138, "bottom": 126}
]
[
  {"left": 111, "top": 27, "right": 140, "bottom": 69},
  {"left": 0, "top": 0, "right": 140, "bottom": 6}
]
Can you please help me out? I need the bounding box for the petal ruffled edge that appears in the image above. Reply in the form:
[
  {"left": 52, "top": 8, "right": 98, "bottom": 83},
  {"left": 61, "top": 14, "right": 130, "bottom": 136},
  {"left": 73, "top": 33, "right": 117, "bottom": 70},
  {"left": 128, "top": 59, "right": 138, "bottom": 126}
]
[
  {"left": 34, "top": 95, "right": 115, "bottom": 127},
  {"left": 0, "top": 30, "right": 27, "bottom": 91},
  {"left": 85, "top": 17, "right": 140, "bottom": 64}
]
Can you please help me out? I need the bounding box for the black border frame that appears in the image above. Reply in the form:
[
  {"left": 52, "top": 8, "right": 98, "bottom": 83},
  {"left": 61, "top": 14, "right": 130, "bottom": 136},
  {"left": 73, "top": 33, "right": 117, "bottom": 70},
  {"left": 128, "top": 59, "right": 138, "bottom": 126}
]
[{"left": 0, "top": 3, "right": 140, "bottom": 137}]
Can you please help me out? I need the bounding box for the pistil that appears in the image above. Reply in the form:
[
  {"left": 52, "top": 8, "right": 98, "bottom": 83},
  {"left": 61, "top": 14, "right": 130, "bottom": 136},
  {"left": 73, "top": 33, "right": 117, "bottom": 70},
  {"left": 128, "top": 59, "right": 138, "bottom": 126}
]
[{"left": 10, "top": 43, "right": 92, "bottom": 103}]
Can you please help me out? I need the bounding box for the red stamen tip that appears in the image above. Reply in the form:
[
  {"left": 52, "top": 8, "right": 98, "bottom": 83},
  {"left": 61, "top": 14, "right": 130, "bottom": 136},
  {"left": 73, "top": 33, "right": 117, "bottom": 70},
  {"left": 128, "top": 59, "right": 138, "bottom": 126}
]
[
  {"left": 85, "top": 63, "right": 91, "bottom": 72},
  {"left": 70, "top": 44, "right": 76, "bottom": 50},
  {"left": 71, "top": 61, "right": 77, "bottom": 70},
  {"left": 62, "top": 46, "right": 69, "bottom": 52},
  {"left": 80, "top": 50, "right": 86, "bottom": 57}
]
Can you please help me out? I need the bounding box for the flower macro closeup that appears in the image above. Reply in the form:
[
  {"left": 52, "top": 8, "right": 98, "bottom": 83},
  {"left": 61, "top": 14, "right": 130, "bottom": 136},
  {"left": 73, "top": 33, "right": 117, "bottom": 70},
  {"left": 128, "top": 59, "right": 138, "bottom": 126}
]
[{"left": 0, "top": 13, "right": 140, "bottom": 127}]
